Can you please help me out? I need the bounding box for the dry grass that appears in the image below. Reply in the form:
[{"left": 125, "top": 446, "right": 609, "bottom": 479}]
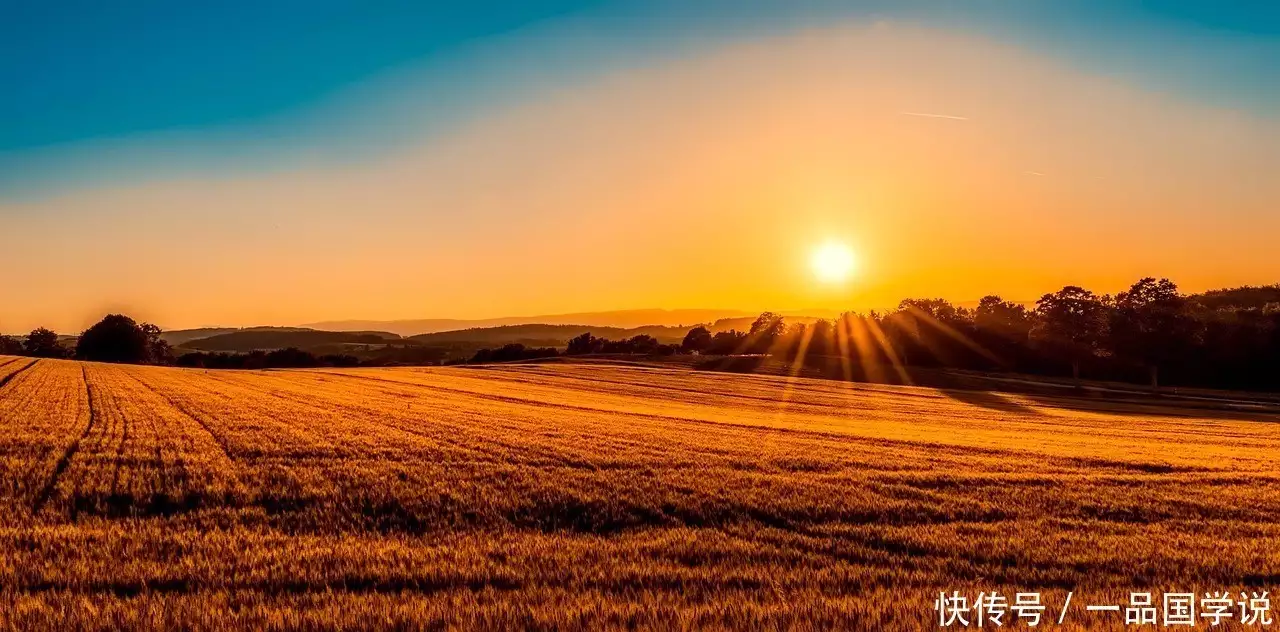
[{"left": 1, "top": 354, "right": 1280, "bottom": 629}]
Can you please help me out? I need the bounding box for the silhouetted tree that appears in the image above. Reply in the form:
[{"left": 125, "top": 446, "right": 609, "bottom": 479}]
[
  {"left": 974, "top": 296, "right": 1032, "bottom": 340},
  {"left": 899, "top": 298, "right": 972, "bottom": 325},
  {"left": 805, "top": 319, "right": 835, "bottom": 358},
  {"left": 1032, "top": 286, "right": 1107, "bottom": 381},
  {"left": 774, "top": 319, "right": 837, "bottom": 364},
  {"left": 469, "top": 343, "right": 558, "bottom": 363},
  {"left": 24, "top": 328, "right": 63, "bottom": 357},
  {"left": 264, "top": 347, "right": 319, "bottom": 368},
  {"left": 565, "top": 332, "right": 603, "bottom": 355},
  {"left": 680, "top": 326, "right": 713, "bottom": 354},
  {"left": 602, "top": 334, "right": 661, "bottom": 354},
  {"left": 662, "top": 280, "right": 1280, "bottom": 391},
  {"left": 142, "top": 322, "right": 173, "bottom": 365},
  {"left": 974, "top": 295, "right": 1033, "bottom": 368},
  {"left": 320, "top": 354, "right": 361, "bottom": 368},
  {"left": 175, "top": 349, "right": 362, "bottom": 369},
  {"left": 0, "top": 335, "right": 24, "bottom": 356},
  {"left": 884, "top": 299, "right": 981, "bottom": 368},
  {"left": 76, "top": 315, "right": 165, "bottom": 364},
  {"left": 707, "top": 330, "right": 747, "bottom": 355},
  {"left": 747, "top": 312, "right": 786, "bottom": 353},
  {"left": 1109, "top": 278, "right": 1196, "bottom": 388}
]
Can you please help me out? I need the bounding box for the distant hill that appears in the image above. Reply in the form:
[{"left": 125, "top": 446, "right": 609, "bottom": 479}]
[
  {"left": 706, "top": 315, "right": 828, "bottom": 333},
  {"left": 161, "top": 326, "right": 317, "bottom": 347},
  {"left": 409, "top": 323, "right": 690, "bottom": 346},
  {"left": 303, "top": 309, "right": 754, "bottom": 337},
  {"left": 178, "top": 329, "right": 402, "bottom": 352},
  {"left": 164, "top": 310, "right": 839, "bottom": 359}
]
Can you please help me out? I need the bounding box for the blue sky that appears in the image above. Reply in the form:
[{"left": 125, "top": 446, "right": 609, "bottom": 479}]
[
  {"left": 2, "top": 1, "right": 1277, "bottom": 200},
  {"left": 3, "top": 1, "right": 595, "bottom": 150},
  {"left": 3, "top": 1, "right": 1279, "bottom": 330}
]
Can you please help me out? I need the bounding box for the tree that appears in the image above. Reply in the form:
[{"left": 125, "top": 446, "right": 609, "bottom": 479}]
[
  {"left": 469, "top": 343, "right": 558, "bottom": 364},
  {"left": 680, "top": 326, "right": 712, "bottom": 354},
  {"left": 898, "top": 298, "right": 971, "bottom": 326},
  {"left": 76, "top": 314, "right": 166, "bottom": 364},
  {"left": 974, "top": 296, "right": 1032, "bottom": 340},
  {"left": 778, "top": 320, "right": 834, "bottom": 363},
  {"left": 805, "top": 319, "right": 834, "bottom": 358},
  {"left": 974, "top": 295, "right": 1033, "bottom": 368},
  {"left": 24, "top": 328, "right": 63, "bottom": 357},
  {"left": 747, "top": 312, "right": 786, "bottom": 353},
  {"left": 565, "top": 332, "right": 603, "bottom": 355},
  {"left": 141, "top": 322, "right": 173, "bottom": 365},
  {"left": 623, "top": 334, "right": 660, "bottom": 354},
  {"left": 707, "top": 330, "right": 747, "bottom": 355},
  {"left": 891, "top": 299, "right": 979, "bottom": 368},
  {"left": 0, "top": 335, "right": 24, "bottom": 356},
  {"left": 1109, "top": 278, "right": 1195, "bottom": 388},
  {"left": 1032, "top": 286, "right": 1107, "bottom": 381},
  {"left": 264, "top": 347, "right": 320, "bottom": 368}
]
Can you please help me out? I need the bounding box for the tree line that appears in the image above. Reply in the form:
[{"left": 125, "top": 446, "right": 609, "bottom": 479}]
[
  {"left": 0, "top": 314, "right": 362, "bottom": 369},
  {"left": 175, "top": 349, "right": 360, "bottom": 369},
  {"left": 669, "top": 278, "right": 1280, "bottom": 391},
  {"left": 1, "top": 315, "right": 172, "bottom": 364},
  {"left": 447, "top": 333, "right": 683, "bottom": 365},
  {"left": 5, "top": 279, "right": 1279, "bottom": 390},
  {"left": 459, "top": 278, "right": 1280, "bottom": 391}
]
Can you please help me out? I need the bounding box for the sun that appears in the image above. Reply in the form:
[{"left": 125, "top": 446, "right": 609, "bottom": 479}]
[{"left": 810, "top": 241, "right": 857, "bottom": 284}]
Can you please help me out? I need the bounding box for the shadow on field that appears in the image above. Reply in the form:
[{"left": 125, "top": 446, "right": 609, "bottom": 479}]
[
  {"left": 630, "top": 355, "right": 1280, "bottom": 423},
  {"left": 937, "top": 389, "right": 1043, "bottom": 416},
  {"left": 1012, "top": 391, "right": 1280, "bottom": 423}
]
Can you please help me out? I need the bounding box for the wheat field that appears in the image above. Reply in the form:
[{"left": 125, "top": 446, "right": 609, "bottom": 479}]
[{"left": 1, "top": 354, "right": 1280, "bottom": 629}]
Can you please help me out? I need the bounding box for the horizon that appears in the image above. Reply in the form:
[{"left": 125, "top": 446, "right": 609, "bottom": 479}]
[
  {"left": 4, "top": 1, "right": 1278, "bottom": 332},
  {"left": 6, "top": 278, "right": 1276, "bottom": 336},
  {"left": 7, "top": 5, "right": 1280, "bottom": 627}
]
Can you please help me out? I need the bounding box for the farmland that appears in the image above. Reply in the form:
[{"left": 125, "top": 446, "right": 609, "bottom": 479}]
[{"left": 2, "top": 355, "right": 1280, "bottom": 629}]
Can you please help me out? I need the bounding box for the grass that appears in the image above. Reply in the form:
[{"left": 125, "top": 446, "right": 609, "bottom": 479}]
[{"left": 1, "top": 355, "right": 1280, "bottom": 629}]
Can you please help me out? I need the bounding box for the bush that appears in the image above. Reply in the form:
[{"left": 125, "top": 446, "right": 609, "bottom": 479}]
[
  {"left": 1, "top": 335, "right": 28, "bottom": 356},
  {"left": 177, "top": 349, "right": 361, "bottom": 369},
  {"left": 469, "top": 344, "right": 559, "bottom": 364},
  {"left": 76, "top": 315, "right": 168, "bottom": 364},
  {"left": 24, "top": 327, "right": 67, "bottom": 358}
]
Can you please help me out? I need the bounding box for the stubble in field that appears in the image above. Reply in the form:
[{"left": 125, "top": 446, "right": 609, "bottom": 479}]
[{"left": 1, "top": 354, "right": 1279, "bottom": 629}]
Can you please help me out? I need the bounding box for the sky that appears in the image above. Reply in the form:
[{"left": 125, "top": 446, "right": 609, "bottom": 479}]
[{"left": 2, "top": 1, "right": 1278, "bottom": 332}]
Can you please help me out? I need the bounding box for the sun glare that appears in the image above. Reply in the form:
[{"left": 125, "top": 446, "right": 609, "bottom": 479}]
[{"left": 810, "top": 241, "right": 857, "bottom": 284}]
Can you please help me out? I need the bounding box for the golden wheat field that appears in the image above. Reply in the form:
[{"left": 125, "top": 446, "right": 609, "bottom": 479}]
[{"left": 2, "top": 354, "right": 1280, "bottom": 630}]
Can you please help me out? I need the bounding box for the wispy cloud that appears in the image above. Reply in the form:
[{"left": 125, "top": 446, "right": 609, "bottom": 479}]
[{"left": 899, "top": 111, "right": 968, "bottom": 120}]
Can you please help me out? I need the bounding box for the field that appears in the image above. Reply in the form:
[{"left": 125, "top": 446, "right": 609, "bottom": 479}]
[{"left": 2, "top": 354, "right": 1280, "bottom": 629}]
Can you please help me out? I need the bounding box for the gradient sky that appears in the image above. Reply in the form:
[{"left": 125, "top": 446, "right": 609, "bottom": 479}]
[{"left": 2, "top": 1, "right": 1278, "bottom": 331}]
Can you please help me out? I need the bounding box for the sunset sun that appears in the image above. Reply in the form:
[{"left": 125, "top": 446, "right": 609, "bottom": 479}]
[{"left": 810, "top": 241, "right": 857, "bottom": 284}]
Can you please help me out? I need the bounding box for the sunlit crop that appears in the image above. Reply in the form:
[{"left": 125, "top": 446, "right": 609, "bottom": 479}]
[{"left": 2, "top": 354, "right": 1279, "bottom": 630}]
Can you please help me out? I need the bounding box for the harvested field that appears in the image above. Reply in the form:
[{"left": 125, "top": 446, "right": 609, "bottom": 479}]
[{"left": 2, "top": 355, "right": 1280, "bottom": 629}]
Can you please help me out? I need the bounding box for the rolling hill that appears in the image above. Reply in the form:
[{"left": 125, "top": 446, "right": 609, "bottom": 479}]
[
  {"left": 407, "top": 323, "right": 690, "bottom": 347},
  {"left": 176, "top": 329, "right": 403, "bottom": 352},
  {"left": 303, "top": 308, "right": 754, "bottom": 337},
  {"left": 160, "top": 326, "right": 318, "bottom": 347}
]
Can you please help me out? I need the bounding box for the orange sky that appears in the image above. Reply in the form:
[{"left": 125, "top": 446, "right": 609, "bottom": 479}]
[{"left": 2, "top": 23, "right": 1278, "bottom": 332}]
